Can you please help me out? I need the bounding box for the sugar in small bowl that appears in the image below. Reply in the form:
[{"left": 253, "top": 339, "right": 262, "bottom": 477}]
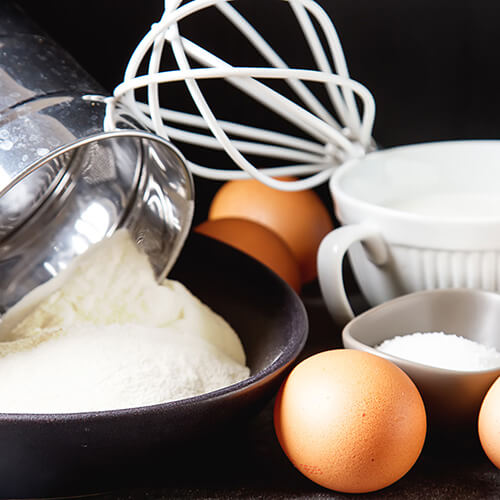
[
  {"left": 377, "top": 332, "right": 500, "bottom": 372},
  {"left": 342, "top": 288, "right": 500, "bottom": 429}
]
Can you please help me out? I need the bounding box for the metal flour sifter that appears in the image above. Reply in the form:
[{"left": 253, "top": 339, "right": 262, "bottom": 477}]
[{"left": 0, "top": 1, "right": 195, "bottom": 312}]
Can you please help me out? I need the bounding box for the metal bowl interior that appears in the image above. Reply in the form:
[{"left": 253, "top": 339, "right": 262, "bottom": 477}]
[
  {"left": 0, "top": 232, "right": 308, "bottom": 499},
  {"left": 342, "top": 288, "right": 500, "bottom": 431}
]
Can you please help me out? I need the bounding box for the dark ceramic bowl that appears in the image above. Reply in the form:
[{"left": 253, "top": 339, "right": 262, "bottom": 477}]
[{"left": 0, "top": 232, "right": 308, "bottom": 499}]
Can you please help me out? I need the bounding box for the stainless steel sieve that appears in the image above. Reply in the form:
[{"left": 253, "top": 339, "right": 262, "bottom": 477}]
[{"left": 0, "top": 2, "right": 195, "bottom": 313}]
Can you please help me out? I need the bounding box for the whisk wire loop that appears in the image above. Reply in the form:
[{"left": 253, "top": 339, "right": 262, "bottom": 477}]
[{"left": 106, "top": 0, "right": 376, "bottom": 190}]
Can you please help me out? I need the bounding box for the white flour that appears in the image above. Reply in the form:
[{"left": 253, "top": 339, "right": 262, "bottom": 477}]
[
  {"left": 0, "top": 323, "right": 249, "bottom": 413},
  {"left": 0, "top": 230, "right": 250, "bottom": 413}
]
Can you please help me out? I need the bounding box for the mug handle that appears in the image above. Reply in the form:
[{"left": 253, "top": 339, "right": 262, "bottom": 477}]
[{"left": 317, "top": 224, "right": 388, "bottom": 325}]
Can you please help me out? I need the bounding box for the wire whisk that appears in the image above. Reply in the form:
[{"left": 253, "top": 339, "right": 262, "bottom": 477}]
[{"left": 105, "top": 0, "right": 376, "bottom": 191}]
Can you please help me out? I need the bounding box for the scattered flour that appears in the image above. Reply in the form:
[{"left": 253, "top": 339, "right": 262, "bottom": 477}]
[
  {"left": 0, "top": 230, "right": 250, "bottom": 413},
  {"left": 376, "top": 332, "right": 500, "bottom": 371}
]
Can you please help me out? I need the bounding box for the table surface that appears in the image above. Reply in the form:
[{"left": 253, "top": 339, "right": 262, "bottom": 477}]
[{"left": 84, "top": 284, "right": 499, "bottom": 500}]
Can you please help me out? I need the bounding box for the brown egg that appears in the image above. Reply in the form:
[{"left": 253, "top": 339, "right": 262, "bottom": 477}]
[
  {"left": 195, "top": 217, "right": 301, "bottom": 292},
  {"left": 478, "top": 376, "right": 500, "bottom": 469},
  {"left": 274, "top": 349, "right": 427, "bottom": 493},
  {"left": 208, "top": 178, "right": 334, "bottom": 284}
]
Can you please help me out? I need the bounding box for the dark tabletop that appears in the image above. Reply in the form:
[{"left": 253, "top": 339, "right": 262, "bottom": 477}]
[{"left": 84, "top": 283, "right": 499, "bottom": 500}]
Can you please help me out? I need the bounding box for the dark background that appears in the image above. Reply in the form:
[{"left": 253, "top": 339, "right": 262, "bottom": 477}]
[{"left": 15, "top": 0, "right": 500, "bottom": 224}]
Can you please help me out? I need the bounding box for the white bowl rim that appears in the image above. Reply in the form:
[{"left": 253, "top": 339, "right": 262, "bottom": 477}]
[{"left": 330, "top": 139, "right": 500, "bottom": 227}]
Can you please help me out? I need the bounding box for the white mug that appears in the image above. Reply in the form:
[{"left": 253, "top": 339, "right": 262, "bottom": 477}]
[{"left": 318, "top": 140, "right": 500, "bottom": 325}]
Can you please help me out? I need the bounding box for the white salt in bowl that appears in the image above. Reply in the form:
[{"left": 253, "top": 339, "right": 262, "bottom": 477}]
[{"left": 342, "top": 288, "right": 500, "bottom": 430}]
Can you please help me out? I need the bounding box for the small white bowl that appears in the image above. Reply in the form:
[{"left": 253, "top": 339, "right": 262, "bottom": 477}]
[{"left": 342, "top": 288, "right": 500, "bottom": 430}]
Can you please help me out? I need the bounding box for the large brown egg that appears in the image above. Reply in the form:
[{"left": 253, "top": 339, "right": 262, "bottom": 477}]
[
  {"left": 478, "top": 376, "right": 500, "bottom": 469},
  {"left": 274, "top": 349, "right": 427, "bottom": 493},
  {"left": 195, "top": 217, "right": 301, "bottom": 292},
  {"left": 208, "top": 178, "right": 334, "bottom": 284}
]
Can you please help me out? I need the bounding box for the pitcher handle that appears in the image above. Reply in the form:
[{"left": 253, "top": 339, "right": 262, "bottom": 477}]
[{"left": 317, "top": 224, "right": 388, "bottom": 326}]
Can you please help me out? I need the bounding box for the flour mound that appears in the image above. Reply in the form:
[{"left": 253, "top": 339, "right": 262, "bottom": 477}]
[
  {"left": 0, "top": 230, "right": 250, "bottom": 413},
  {"left": 0, "top": 323, "right": 249, "bottom": 414}
]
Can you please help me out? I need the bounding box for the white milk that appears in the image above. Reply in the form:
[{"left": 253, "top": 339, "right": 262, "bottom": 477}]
[{"left": 385, "top": 193, "right": 500, "bottom": 218}]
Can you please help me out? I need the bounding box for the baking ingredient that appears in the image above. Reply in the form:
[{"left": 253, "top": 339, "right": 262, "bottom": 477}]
[
  {"left": 376, "top": 332, "right": 500, "bottom": 371},
  {"left": 478, "top": 376, "right": 500, "bottom": 469},
  {"left": 0, "top": 230, "right": 249, "bottom": 413},
  {"left": 274, "top": 349, "right": 426, "bottom": 493},
  {"left": 208, "top": 177, "right": 334, "bottom": 284},
  {"left": 386, "top": 193, "right": 500, "bottom": 219},
  {"left": 195, "top": 217, "right": 301, "bottom": 292},
  {"left": 0, "top": 323, "right": 249, "bottom": 414}
]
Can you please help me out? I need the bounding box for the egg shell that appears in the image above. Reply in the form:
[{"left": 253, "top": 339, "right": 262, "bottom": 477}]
[
  {"left": 208, "top": 178, "right": 334, "bottom": 284},
  {"left": 195, "top": 218, "right": 301, "bottom": 292},
  {"left": 478, "top": 376, "right": 500, "bottom": 469},
  {"left": 274, "top": 349, "right": 427, "bottom": 493}
]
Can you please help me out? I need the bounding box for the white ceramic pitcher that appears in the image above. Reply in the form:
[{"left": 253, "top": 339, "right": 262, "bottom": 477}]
[{"left": 318, "top": 140, "right": 500, "bottom": 325}]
